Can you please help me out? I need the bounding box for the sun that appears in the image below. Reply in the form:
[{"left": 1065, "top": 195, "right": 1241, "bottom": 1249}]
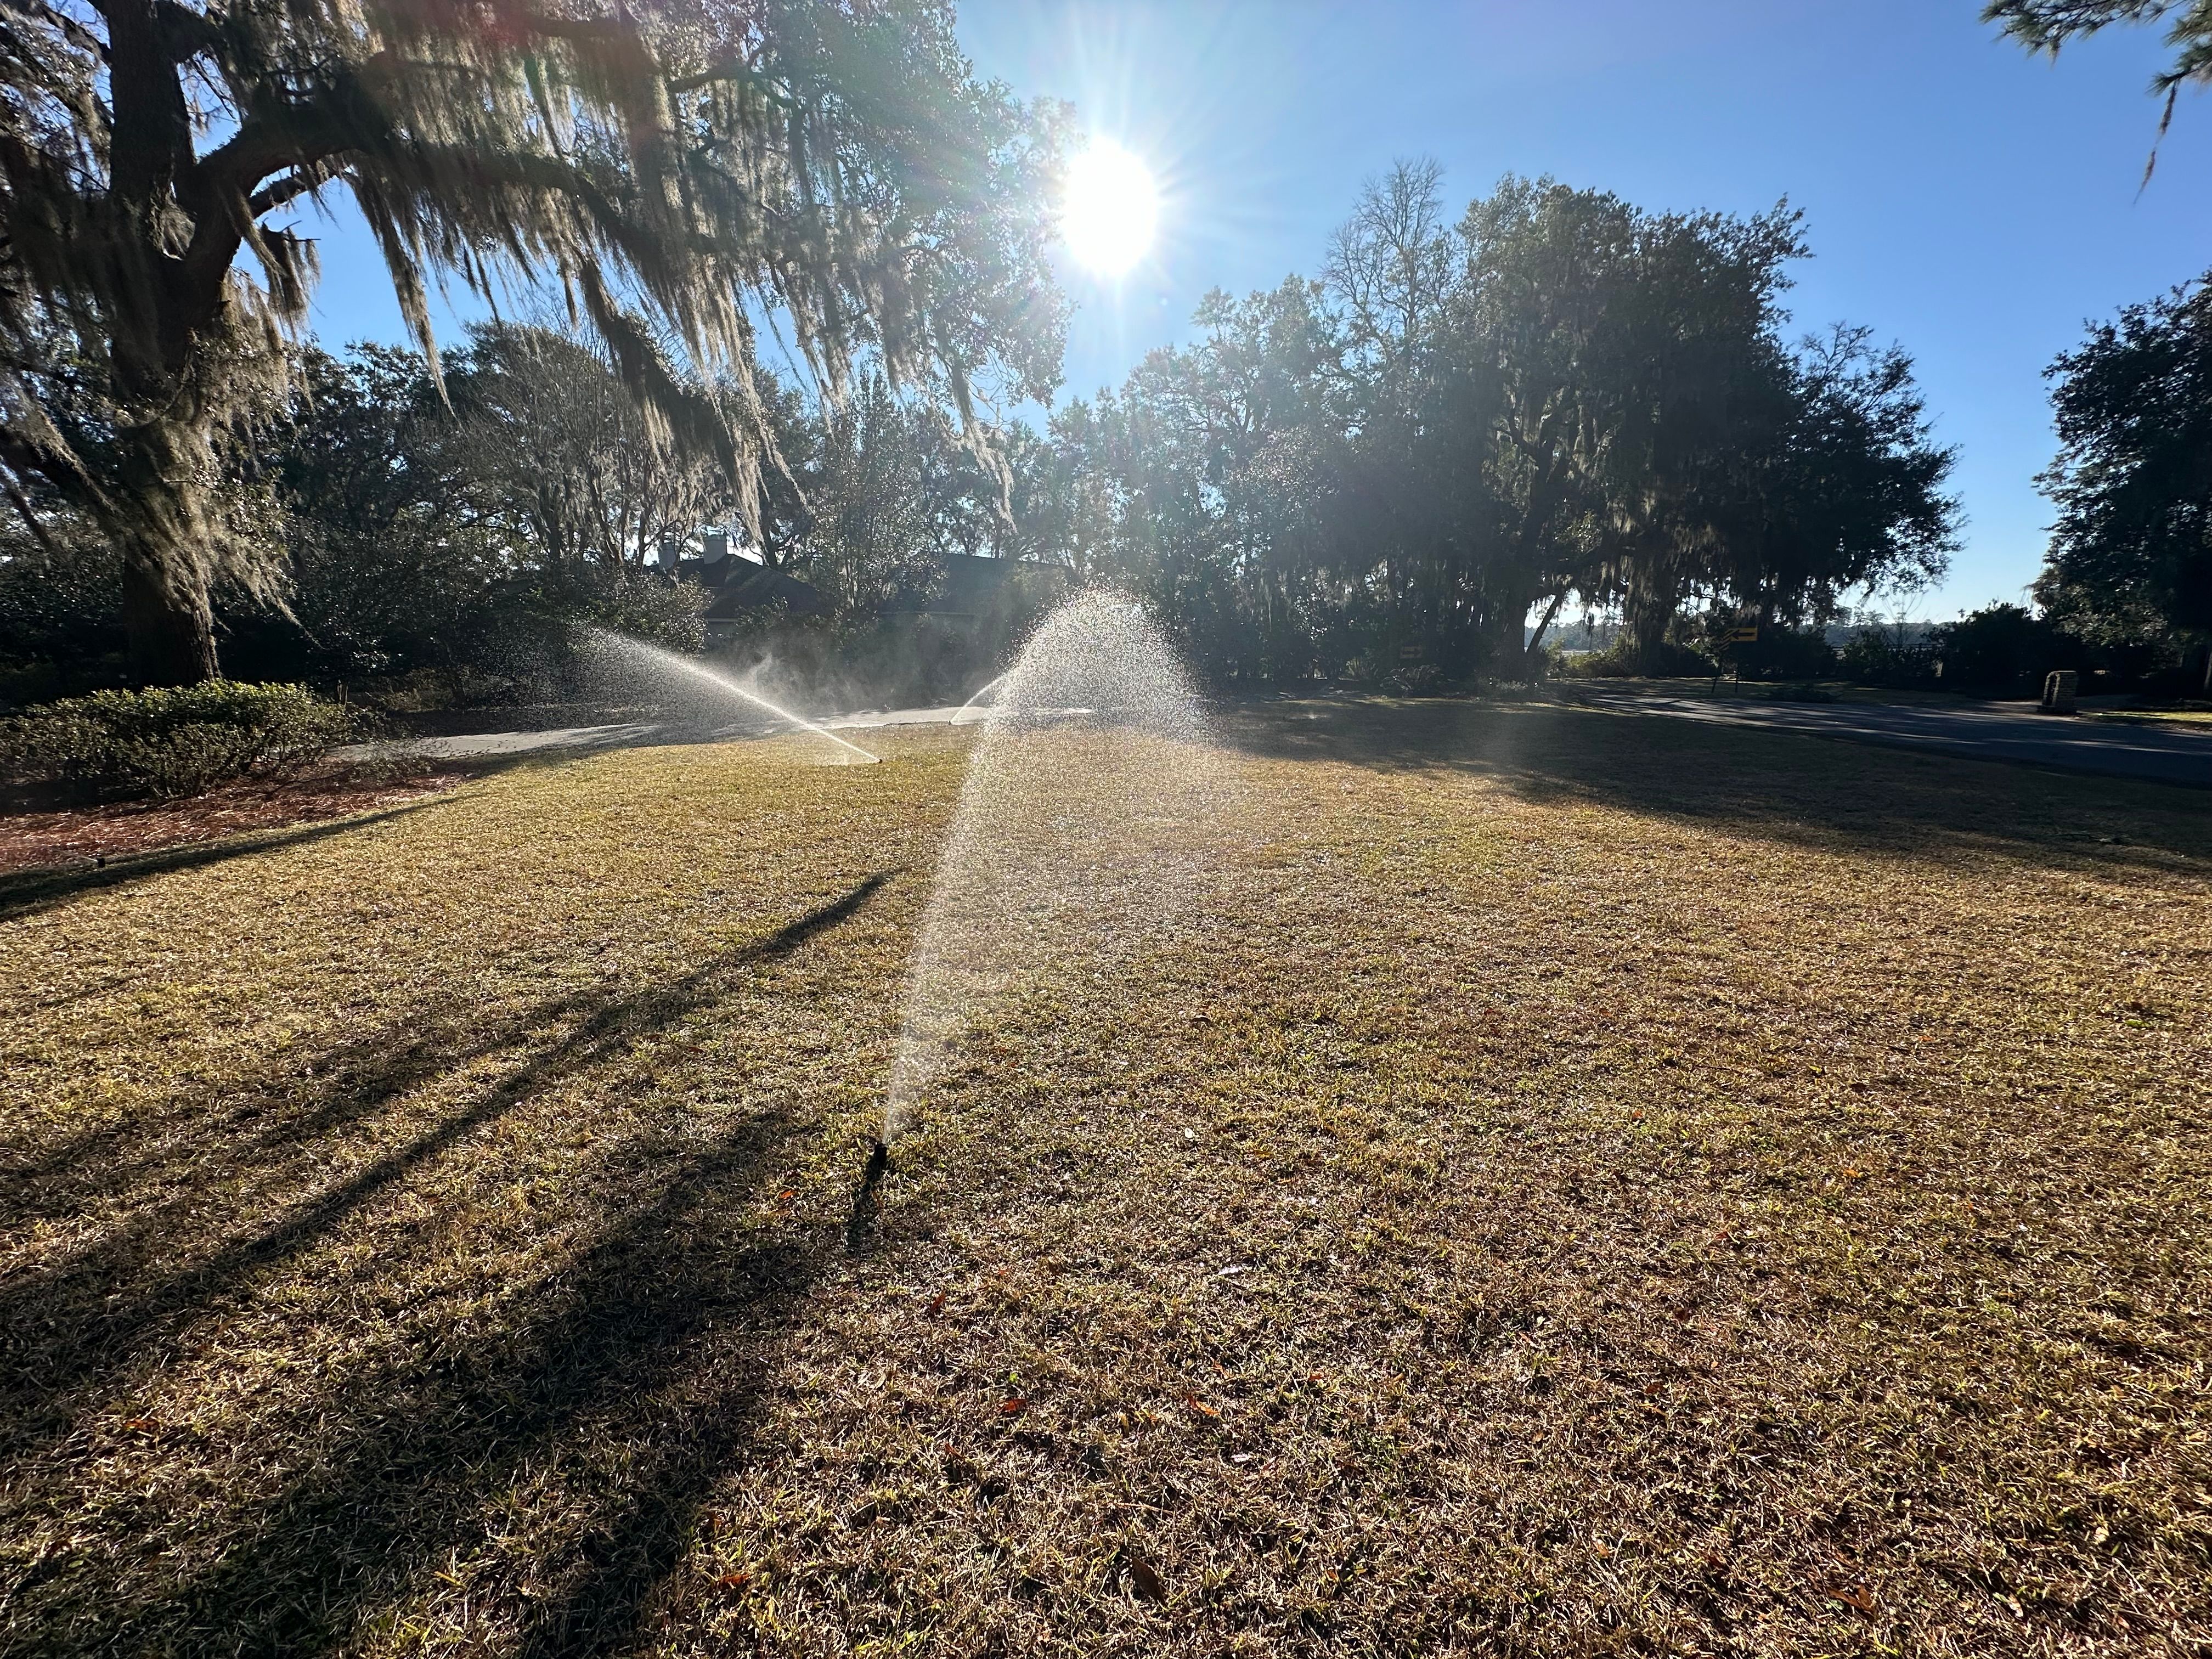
[{"left": 1061, "top": 141, "right": 1158, "bottom": 278}]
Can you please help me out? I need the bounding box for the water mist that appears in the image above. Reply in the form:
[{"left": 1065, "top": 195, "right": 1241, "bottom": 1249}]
[
  {"left": 878, "top": 592, "right": 1226, "bottom": 1161},
  {"left": 579, "top": 627, "right": 880, "bottom": 764}
]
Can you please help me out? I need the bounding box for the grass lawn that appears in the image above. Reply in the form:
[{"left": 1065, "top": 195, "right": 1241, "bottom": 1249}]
[
  {"left": 1573, "top": 677, "right": 1972, "bottom": 708},
  {"left": 2, "top": 701, "right": 2208, "bottom": 1656},
  {"left": 2086, "top": 707, "right": 2212, "bottom": 730}
]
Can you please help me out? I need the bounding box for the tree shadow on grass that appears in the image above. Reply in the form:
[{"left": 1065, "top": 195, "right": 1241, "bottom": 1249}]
[
  {"left": 77, "top": 1108, "right": 823, "bottom": 1657},
  {"left": 0, "top": 869, "right": 890, "bottom": 1239},
  {"left": 0, "top": 797, "right": 461, "bottom": 926},
  {"left": 1219, "top": 698, "right": 2212, "bottom": 878},
  {"left": 0, "top": 872, "right": 894, "bottom": 1476}
]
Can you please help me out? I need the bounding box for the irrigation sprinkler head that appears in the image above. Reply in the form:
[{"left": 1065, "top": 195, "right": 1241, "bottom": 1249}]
[{"left": 845, "top": 1138, "right": 893, "bottom": 1253}]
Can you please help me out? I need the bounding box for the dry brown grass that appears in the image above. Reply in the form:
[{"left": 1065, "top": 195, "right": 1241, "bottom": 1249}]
[
  {"left": 2085, "top": 707, "right": 2212, "bottom": 730},
  {"left": 1, "top": 701, "right": 2207, "bottom": 1656}
]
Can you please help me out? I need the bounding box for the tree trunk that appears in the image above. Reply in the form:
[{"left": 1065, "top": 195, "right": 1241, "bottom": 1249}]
[
  {"left": 1624, "top": 561, "right": 1680, "bottom": 667},
  {"left": 1525, "top": 590, "right": 1567, "bottom": 674},
  {"left": 121, "top": 534, "right": 219, "bottom": 685},
  {"left": 105, "top": 409, "right": 224, "bottom": 685}
]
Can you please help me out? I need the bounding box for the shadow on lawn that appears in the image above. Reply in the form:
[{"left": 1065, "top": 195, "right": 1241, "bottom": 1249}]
[
  {"left": 0, "top": 797, "right": 459, "bottom": 924},
  {"left": 2, "top": 871, "right": 895, "bottom": 1655},
  {"left": 1220, "top": 698, "right": 2212, "bottom": 876},
  {"left": 100, "top": 1114, "right": 816, "bottom": 1658}
]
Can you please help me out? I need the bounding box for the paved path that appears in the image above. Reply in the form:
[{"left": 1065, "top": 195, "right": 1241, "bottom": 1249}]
[
  {"left": 356, "top": 690, "right": 2212, "bottom": 788},
  {"left": 344, "top": 704, "right": 982, "bottom": 764},
  {"left": 1567, "top": 686, "right": 2212, "bottom": 787}
]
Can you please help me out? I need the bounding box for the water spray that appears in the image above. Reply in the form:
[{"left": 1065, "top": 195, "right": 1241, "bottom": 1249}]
[
  {"left": 582, "top": 627, "right": 881, "bottom": 765},
  {"left": 877, "top": 591, "right": 1225, "bottom": 1161},
  {"left": 951, "top": 672, "right": 1008, "bottom": 724}
]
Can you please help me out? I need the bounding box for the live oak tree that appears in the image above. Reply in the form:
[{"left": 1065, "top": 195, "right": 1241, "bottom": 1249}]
[
  {"left": 1988, "top": 2, "right": 2212, "bottom": 687},
  {"left": 1706, "top": 324, "right": 1957, "bottom": 642},
  {"left": 0, "top": 0, "right": 1063, "bottom": 683},
  {"left": 1036, "top": 167, "right": 1957, "bottom": 685},
  {"left": 1327, "top": 172, "right": 1944, "bottom": 674},
  {"left": 1448, "top": 177, "right": 1811, "bottom": 669},
  {"left": 2035, "top": 280, "right": 2212, "bottom": 688}
]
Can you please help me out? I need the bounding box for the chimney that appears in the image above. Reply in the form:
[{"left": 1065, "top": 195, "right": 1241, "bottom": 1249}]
[
  {"left": 657, "top": 532, "right": 681, "bottom": 568},
  {"left": 703, "top": 529, "right": 730, "bottom": 564}
]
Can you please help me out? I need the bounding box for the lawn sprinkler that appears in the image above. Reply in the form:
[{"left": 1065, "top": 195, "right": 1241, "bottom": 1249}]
[{"left": 845, "top": 1138, "right": 891, "bottom": 1251}]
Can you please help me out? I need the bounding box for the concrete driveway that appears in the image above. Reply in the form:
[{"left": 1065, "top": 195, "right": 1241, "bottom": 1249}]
[
  {"left": 1565, "top": 685, "right": 2212, "bottom": 787},
  {"left": 345, "top": 704, "right": 984, "bottom": 764}
]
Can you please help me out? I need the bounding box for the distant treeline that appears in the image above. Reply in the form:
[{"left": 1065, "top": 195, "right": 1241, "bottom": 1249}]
[
  {"left": 1033, "top": 167, "right": 1961, "bottom": 685},
  {"left": 3, "top": 166, "right": 2205, "bottom": 707},
  {"left": 0, "top": 328, "right": 1039, "bottom": 708}
]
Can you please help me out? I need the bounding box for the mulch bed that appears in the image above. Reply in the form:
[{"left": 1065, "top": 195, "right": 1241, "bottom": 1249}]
[{"left": 0, "top": 764, "right": 473, "bottom": 876}]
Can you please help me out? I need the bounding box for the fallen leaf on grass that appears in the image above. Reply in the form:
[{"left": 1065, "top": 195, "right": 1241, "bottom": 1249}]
[
  {"left": 1184, "top": 1394, "right": 1220, "bottom": 1419},
  {"left": 714, "top": 1572, "right": 751, "bottom": 1590},
  {"left": 925, "top": 1291, "right": 946, "bottom": 1317},
  {"left": 999, "top": 1397, "right": 1026, "bottom": 1416},
  {"left": 1828, "top": 1583, "right": 1876, "bottom": 1613},
  {"left": 1125, "top": 1550, "right": 1169, "bottom": 1604}
]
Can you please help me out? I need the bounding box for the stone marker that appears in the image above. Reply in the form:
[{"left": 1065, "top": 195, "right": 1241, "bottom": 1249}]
[{"left": 2040, "top": 669, "right": 2078, "bottom": 715}]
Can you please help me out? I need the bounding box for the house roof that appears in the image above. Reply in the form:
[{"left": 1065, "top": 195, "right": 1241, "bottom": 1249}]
[{"left": 701, "top": 562, "right": 827, "bottom": 618}]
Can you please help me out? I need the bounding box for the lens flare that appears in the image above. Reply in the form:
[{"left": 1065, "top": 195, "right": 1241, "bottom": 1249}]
[{"left": 1061, "top": 141, "right": 1158, "bottom": 277}]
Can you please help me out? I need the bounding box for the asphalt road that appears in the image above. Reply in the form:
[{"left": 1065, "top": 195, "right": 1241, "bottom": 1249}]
[
  {"left": 356, "top": 690, "right": 2212, "bottom": 788},
  {"left": 1567, "top": 686, "right": 2212, "bottom": 787},
  {"left": 345, "top": 703, "right": 981, "bottom": 764}
]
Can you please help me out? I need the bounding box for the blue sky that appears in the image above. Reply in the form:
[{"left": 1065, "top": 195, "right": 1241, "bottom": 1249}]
[{"left": 303, "top": 1, "right": 2212, "bottom": 620}]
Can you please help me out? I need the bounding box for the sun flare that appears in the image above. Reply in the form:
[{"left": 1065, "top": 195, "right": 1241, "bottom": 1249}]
[{"left": 1061, "top": 141, "right": 1158, "bottom": 277}]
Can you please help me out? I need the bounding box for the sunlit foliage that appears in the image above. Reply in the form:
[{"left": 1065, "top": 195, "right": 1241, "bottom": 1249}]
[{"left": 0, "top": 0, "right": 1064, "bottom": 682}]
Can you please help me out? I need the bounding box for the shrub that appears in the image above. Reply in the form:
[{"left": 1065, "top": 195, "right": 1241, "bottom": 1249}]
[
  {"left": 1734, "top": 626, "right": 1837, "bottom": 681},
  {"left": 0, "top": 681, "right": 359, "bottom": 799},
  {"left": 1839, "top": 627, "right": 1938, "bottom": 689},
  {"left": 1924, "top": 603, "right": 2098, "bottom": 694},
  {"left": 1561, "top": 636, "right": 1718, "bottom": 678},
  {"left": 1382, "top": 663, "right": 1444, "bottom": 695}
]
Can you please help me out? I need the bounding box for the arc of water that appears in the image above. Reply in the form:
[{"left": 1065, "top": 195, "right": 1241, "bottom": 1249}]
[
  {"left": 584, "top": 627, "right": 879, "bottom": 764},
  {"left": 951, "top": 672, "right": 1007, "bottom": 723},
  {"left": 882, "top": 591, "right": 1218, "bottom": 1145}
]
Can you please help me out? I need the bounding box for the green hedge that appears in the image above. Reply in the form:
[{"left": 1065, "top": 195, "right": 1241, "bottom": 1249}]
[
  {"left": 0, "top": 681, "right": 360, "bottom": 799},
  {"left": 1559, "top": 637, "right": 1718, "bottom": 679}
]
